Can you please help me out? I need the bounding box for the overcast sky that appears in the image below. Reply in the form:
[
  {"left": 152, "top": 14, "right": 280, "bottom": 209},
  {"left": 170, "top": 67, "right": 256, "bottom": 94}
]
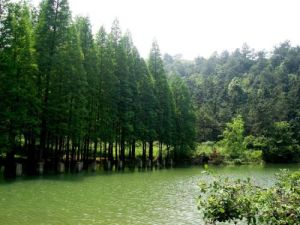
[{"left": 31, "top": 0, "right": 300, "bottom": 59}]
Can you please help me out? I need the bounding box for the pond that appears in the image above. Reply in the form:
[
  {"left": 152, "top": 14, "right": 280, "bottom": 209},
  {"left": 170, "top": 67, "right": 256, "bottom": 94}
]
[{"left": 0, "top": 164, "right": 299, "bottom": 225}]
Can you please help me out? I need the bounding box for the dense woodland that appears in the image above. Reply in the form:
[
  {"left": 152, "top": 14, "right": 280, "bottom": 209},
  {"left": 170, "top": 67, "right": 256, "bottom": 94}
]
[
  {"left": 1, "top": 0, "right": 300, "bottom": 178},
  {"left": 164, "top": 42, "right": 300, "bottom": 163},
  {"left": 0, "top": 0, "right": 195, "bottom": 176}
]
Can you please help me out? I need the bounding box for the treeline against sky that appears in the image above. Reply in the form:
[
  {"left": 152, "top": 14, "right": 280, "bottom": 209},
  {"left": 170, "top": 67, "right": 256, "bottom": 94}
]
[
  {"left": 0, "top": 0, "right": 195, "bottom": 175},
  {"left": 164, "top": 42, "right": 300, "bottom": 162},
  {"left": 1, "top": 0, "right": 300, "bottom": 177}
]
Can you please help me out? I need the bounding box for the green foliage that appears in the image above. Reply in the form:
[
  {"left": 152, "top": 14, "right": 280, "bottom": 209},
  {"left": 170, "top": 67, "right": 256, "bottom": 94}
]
[
  {"left": 5, "top": 0, "right": 300, "bottom": 171},
  {"left": 135, "top": 55, "right": 156, "bottom": 143},
  {"left": 164, "top": 42, "right": 300, "bottom": 163},
  {"left": 35, "top": 0, "right": 72, "bottom": 152},
  {"left": 258, "top": 170, "right": 300, "bottom": 225},
  {"left": 1, "top": 0, "right": 195, "bottom": 171},
  {"left": 245, "top": 150, "right": 263, "bottom": 163},
  {"left": 198, "top": 177, "right": 259, "bottom": 224},
  {"left": 209, "top": 148, "right": 225, "bottom": 165},
  {"left": 243, "top": 135, "right": 268, "bottom": 151},
  {"left": 170, "top": 75, "right": 195, "bottom": 160},
  {"left": 198, "top": 170, "right": 300, "bottom": 225},
  {"left": 219, "top": 115, "right": 246, "bottom": 160},
  {"left": 148, "top": 41, "right": 175, "bottom": 161},
  {"left": 263, "top": 121, "right": 300, "bottom": 163},
  {"left": 195, "top": 142, "right": 215, "bottom": 156},
  {"left": 242, "top": 135, "right": 265, "bottom": 163},
  {"left": 0, "top": 1, "right": 38, "bottom": 152},
  {"left": 95, "top": 26, "right": 117, "bottom": 144}
]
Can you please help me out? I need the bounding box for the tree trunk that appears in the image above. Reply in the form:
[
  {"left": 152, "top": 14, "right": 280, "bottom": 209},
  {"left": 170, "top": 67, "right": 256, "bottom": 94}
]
[
  {"left": 93, "top": 140, "right": 97, "bottom": 161},
  {"left": 99, "top": 141, "right": 102, "bottom": 161},
  {"left": 131, "top": 140, "right": 136, "bottom": 161},
  {"left": 120, "top": 136, "right": 125, "bottom": 162},
  {"left": 59, "top": 137, "right": 63, "bottom": 162},
  {"left": 4, "top": 150, "right": 16, "bottom": 179},
  {"left": 149, "top": 140, "right": 153, "bottom": 164},
  {"left": 54, "top": 136, "right": 59, "bottom": 171},
  {"left": 66, "top": 136, "right": 70, "bottom": 171},
  {"left": 83, "top": 137, "right": 87, "bottom": 162},
  {"left": 26, "top": 134, "right": 36, "bottom": 175},
  {"left": 104, "top": 142, "right": 107, "bottom": 161},
  {"left": 45, "top": 133, "right": 51, "bottom": 164},
  {"left": 142, "top": 141, "right": 146, "bottom": 164},
  {"left": 115, "top": 139, "right": 118, "bottom": 164},
  {"left": 159, "top": 141, "right": 163, "bottom": 163},
  {"left": 76, "top": 144, "right": 80, "bottom": 161},
  {"left": 108, "top": 142, "right": 113, "bottom": 162},
  {"left": 71, "top": 143, "right": 75, "bottom": 170},
  {"left": 39, "top": 119, "right": 46, "bottom": 161}
]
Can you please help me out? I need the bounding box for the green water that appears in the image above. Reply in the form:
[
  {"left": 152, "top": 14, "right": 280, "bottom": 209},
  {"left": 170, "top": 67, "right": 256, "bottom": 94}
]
[{"left": 0, "top": 164, "right": 299, "bottom": 225}]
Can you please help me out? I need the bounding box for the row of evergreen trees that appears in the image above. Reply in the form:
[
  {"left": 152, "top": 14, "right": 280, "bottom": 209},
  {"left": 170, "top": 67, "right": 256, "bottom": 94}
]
[{"left": 0, "top": 0, "right": 195, "bottom": 175}]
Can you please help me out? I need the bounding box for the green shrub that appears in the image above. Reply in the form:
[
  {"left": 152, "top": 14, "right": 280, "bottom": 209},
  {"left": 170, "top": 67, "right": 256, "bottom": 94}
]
[
  {"left": 195, "top": 142, "right": 215, "bottom": 156},
  {"left": 233, "top": 158, "right": 243, "bottom": 165},
  {"left": 246, "top": 150, "right": 263, "bottom": 163},
  {"left": 243, "top": 135, "right": 268, "bottom": 150},
  {"left": 219, "top": 115, "right": 246, "bottom": 160},
  {"left": 263, "top": 145, "right": 300, "bottom": 163},
  {"left": 198, "top": 177, "right": 259, "bottom": 224},
  {"left": 198, "top": 170, "right": 300, "bottom": 225},
  {"left": 263, "top": 121, "right": 300, "bottom": 163},
  {"left": 209, "top": 148, "right": 225, "bottom": 165}
]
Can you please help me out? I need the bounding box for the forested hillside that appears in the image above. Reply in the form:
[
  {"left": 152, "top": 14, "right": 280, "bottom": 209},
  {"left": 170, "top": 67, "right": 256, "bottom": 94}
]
[
  {"left": 164, "top": 42, "right": 300, "bottom": 163},
  {"left": 0, "top": 0, "right": 194, "bottom": 176},
  {"left": 1, "top": 0, "right": 300, "bottom": 178}
]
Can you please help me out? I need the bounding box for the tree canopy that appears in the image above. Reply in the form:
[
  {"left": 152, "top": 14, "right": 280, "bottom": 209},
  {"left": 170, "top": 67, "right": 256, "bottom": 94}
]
[
  {"left": 163, "top": 41, "right": 300, "bottom": 163},
  {"left": 1, "top": 1, "right": 300, "bottom": 178},
  {"left": 0, "top": 0, "right": 195, "bottom": 176}
]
